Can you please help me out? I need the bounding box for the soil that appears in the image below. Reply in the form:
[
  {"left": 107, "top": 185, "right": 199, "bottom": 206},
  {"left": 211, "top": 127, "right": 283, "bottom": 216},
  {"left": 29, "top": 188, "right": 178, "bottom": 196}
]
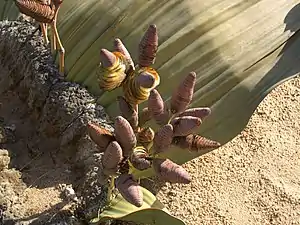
[
  {"left": 157, "top": 77, "right": 300, "bottom": 225},
  {"left": 0, "top": 91, "right": 79, "bottom": 225},
  {"left": 0, "top": 18, "right": 300, "bottom": 225}
]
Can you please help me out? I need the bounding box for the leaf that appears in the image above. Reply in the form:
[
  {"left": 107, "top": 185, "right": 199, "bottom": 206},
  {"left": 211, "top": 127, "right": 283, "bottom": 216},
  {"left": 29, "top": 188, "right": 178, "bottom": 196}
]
[
  {"left": 49, "top": 0, "right": 299, "bottom": 142},
  {"left": 3, "top": 1, "right": 300, "bottom": 168},
  {"left": 0, "top": 1, "right": 20, "bottom": 20},
  {"left": 90, "top": 186, "right": 186, "bottom": 225}
]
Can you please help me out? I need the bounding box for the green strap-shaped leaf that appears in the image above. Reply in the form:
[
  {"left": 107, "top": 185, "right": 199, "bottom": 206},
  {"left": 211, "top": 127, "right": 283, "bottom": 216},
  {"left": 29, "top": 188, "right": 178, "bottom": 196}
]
[
  {"left": 0, "top": 0, "right": 19, "bottom": 20},
  {"left": 56, "top": 0, "right": 300, "bottom": 141},
  {"left": 2, "top": 0, "right": 300, "bottom": 166},
  {"left": 91, "top": 186, "right": 185, "bottom": 225}
]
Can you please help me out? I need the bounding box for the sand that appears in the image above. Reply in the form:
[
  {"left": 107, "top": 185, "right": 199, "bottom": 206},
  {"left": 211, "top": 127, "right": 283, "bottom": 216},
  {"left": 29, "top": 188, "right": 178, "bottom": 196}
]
[{"left": 157, "top": 76, "right": 300, "bottom": 225}]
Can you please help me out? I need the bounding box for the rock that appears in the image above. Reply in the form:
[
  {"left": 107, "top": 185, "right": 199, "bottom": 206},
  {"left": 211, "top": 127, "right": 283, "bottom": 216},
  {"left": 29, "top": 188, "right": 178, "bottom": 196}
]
[
  {"left": 0, "top": 127, "right": 7, "bottom": 144},
  {"left": 0, "top": 19, "right": 112, "bottom": 225},
  {"left": 0, "top": 20, "right": 59, "bottom": 112},
  {"left": 0, "top": 149, "right": 10, "bottom": 171}
]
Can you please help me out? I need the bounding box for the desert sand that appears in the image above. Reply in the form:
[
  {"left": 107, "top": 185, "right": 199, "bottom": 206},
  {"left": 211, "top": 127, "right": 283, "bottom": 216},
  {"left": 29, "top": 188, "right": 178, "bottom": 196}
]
[{"left": 158, "top": 77, "right": 300, "bottom": 225}]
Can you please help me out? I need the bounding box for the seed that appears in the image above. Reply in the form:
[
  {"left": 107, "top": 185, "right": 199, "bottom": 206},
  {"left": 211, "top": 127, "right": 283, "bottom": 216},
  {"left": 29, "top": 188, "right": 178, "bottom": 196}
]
[
  {"left": 87, "top": 122, "right": 115, "bottom": 152},
  {"left": 173, "top": 134, "right": 221, "bottom": 151},
  {"left": 114, "top": 116, "right": 136, "bottom": 157},
  {"left": 170, "top": 72, "right": 196, "bottom": 114},
  {"left": 117, "top": 96, "right": 138, "bottom": 131},
  {"left": 148, "top": 89, "right": 169, "bottom": 125},
  {"left": 138, "top": 24, "right": 158, "bottom": 67},
  {"left": 115, "top": 174, "right": 143, "bottom": 207},
  {"left": 171, "top": 116, "right": 202, "bottom": 136},
  {"left": 153, "top": 124, "right": 174, "bottom": 153},
  {"left": 153, "top": 158, "right": 191, "bottom": 184}
]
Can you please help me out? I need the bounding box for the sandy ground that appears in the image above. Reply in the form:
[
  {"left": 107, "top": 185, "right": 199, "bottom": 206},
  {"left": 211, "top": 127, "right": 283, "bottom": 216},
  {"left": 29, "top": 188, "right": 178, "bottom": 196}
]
[
  {"left": 157, "top": 76, "right": 300, "bottom": 225},
  {"left": 0, "top": 92, "right": 77, "bottom": 224}
]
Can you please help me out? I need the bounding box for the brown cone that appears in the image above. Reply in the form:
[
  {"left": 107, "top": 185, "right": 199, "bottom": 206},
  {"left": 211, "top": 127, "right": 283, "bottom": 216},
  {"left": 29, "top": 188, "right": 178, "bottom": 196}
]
[
  {"left": 153, "top": 124, "right": 174, "bottom": 153},
  {"left": 100, "top": 49, "right": 116, "bottom": 68},
  {"left": 148, "top": 89, "right": 169, "bottom": 125},
  {"left": 102, "top": 141, "right": 123, "bottom": 171},
  {"left": 138, "top": 24, "right": 158, "bottom": 67},
  {"left": 170, "top": 72, "right": 196, "bottom": 114},
  {"left": 136, "top": 72, "right": 156, "bottom": 88},
  {"left": 114, "top": 38, "right": 135, "bottom": 70},
  {"left": 171, "top": 116, "right": 202, "bottom": 136},
  {"left": 115, "top": 174, "right": 143, "bottom": 207},
  {"left": 173, "top": 134, "right": 221, "bottom": 151},
  {"left": 117, "top": 96, "right": 138, "bottom": 131},
  {"left": 114, "top": 116, "right": 137, "bottom": 157},
  {"left": 153, "top": 158, "right": 191, "bottom": 184},
  {"left": 87, "top": 122, "right": 115, "bottom": 152}
]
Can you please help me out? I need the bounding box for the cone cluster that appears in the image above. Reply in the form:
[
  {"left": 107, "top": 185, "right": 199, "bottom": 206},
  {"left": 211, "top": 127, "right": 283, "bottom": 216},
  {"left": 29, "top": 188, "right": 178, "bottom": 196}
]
[
  {"left": 148, "top": 72, "right": 221, "bottom": 182},
  {"left": 87, "top": 117, "right": 150, "bottom": 207},
  {"left": 15, "top": 0, "right": 57, "bottom": 24},
  {"left": 96, "top": 25, "right": 160, "bottom": 106},
  {"left": 15, "top": 0, "right": 66, "bottom": 75},
  {"left": 88, "top": 24, "right": 221, "bottom": 208}
]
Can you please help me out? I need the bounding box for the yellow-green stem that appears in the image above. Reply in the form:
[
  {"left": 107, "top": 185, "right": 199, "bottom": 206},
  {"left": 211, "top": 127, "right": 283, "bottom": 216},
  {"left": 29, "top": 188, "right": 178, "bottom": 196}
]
[{"left": 107, "top": 177, "right": 115, "bottom": 203}]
